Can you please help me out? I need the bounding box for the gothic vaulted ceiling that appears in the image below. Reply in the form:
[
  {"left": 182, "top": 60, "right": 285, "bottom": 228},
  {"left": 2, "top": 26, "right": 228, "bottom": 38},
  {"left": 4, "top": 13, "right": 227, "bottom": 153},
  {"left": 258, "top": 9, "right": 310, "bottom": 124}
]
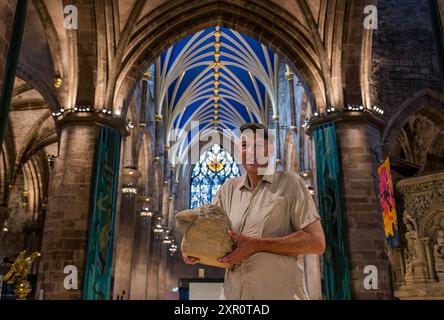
[{"left": 158, "top": 27, "right": 278, "bottom": 153}]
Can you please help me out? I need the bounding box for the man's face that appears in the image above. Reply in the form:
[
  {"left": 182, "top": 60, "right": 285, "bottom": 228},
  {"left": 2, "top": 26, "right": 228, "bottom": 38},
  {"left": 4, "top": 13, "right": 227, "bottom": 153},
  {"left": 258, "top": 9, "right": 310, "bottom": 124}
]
[{"left": 239, "top": 130, "right": 273, "bottom": 174}]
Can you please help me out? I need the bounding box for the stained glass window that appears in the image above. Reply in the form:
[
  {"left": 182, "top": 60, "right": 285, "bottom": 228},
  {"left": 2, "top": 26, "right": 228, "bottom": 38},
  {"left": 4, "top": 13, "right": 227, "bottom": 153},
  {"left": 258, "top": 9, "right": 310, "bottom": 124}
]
[{"left": 190, "top": 144, "right": 240, "bottom": 208}]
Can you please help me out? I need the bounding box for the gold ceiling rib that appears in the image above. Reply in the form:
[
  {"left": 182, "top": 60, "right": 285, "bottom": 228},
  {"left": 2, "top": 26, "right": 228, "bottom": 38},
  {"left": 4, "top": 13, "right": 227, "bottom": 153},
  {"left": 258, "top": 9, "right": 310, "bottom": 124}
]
[{"left": 213, "top": 26, "right": 222, "bottom": 129}]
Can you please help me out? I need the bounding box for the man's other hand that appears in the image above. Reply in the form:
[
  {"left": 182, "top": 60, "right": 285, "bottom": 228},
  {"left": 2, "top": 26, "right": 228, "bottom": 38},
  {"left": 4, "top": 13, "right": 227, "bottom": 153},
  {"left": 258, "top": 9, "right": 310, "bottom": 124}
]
[
  {"left": 218, "top": 230, "right": 259, "bottom": 265},
  {"left": 182, "top": 254, "right": 200, "bottom": 265}
]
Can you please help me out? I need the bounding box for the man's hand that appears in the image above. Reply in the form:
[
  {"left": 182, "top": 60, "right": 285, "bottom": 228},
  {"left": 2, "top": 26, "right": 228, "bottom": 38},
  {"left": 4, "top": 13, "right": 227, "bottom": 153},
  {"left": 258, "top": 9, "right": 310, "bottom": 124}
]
[
  {"left": 218, "top": 230, "right": 260, "bottom": 265},
  {"left": 182, "top": 254, "right": 199, "bottom": 265}
]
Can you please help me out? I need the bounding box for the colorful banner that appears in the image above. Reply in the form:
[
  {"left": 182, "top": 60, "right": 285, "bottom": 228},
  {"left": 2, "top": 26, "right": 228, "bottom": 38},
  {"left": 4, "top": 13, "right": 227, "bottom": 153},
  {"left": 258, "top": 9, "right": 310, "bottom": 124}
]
[
  {"left": 83, "top": 127, "right": 121, "bottom": 300},
  {"left": 314, "top": 123, "right": 351, "bottom": 300},
  {"left": 377, "top": 158, "right": 400, "bottom": 248}
]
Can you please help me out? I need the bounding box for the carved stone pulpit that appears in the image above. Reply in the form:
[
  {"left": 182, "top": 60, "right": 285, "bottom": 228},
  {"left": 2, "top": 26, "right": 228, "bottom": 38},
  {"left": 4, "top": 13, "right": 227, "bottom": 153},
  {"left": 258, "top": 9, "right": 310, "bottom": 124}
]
[{"left": 392, "top": 172, "right": 444, "bottom": 299}]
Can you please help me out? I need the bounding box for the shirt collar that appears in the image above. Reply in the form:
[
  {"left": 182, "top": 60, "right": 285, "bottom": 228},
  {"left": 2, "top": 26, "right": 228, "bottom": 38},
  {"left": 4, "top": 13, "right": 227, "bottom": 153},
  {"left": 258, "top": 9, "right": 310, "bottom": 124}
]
[{"left": 238, "top": 172, "right": 275, "bottom": 190}]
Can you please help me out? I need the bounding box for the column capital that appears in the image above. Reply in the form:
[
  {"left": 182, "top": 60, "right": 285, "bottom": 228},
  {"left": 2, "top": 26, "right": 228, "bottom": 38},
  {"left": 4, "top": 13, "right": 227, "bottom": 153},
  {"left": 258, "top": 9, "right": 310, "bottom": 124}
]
[
  {"left": 306, "top": 110, "right": 384, "bottom": 137},
  {"left": 285, "top": 71, "right": 294, "bottom": 80},
  {"left": 57, "top": 112, "right": 130, "bottom": 136}
]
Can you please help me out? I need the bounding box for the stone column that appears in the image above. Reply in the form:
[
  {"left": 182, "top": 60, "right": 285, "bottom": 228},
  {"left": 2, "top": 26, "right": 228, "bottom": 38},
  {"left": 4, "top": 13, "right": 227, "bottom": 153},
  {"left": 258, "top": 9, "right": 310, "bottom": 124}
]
[
  {"left": 439, "top": 0, "right": 444, "bottom": 24},
  {"left": 285, "top": 66, "right": 298, "bottom": 135},
  {"left": 309, "top": 111, "right": 393, "bottom": 299},
  {"left": 272, "top": 115, "right": 282, "bottom": 169},
  {"left": 0, "top": 0, "right": 17, "bottom": 89},
  {"left": 156, "top": 181, "right": 170, "bottom": 299},
  {"left": 429, "top": 0, "right": 444, "bottom": 93},
  {"left": 36, "top": 114, "right": 125, "bottom": 300},
  {"left": 129, "top": 196, "right": 152, "bottom": 299},
  {"left": 146, "top": 222, "right": 161, "bottom": 299},
  {"left": 0, "top": 0, "right": 23, "bottom": 146},
  {"left": 335, "top": 113, "right": 393, "bottom": 299},
  {"left": 113, "top": 167, "right": 140, "bottom": 300}
]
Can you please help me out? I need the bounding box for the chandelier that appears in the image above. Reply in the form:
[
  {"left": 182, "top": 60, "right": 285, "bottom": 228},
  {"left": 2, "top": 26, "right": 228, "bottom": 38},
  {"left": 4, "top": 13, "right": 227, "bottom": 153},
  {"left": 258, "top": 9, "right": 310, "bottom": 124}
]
[
  {"left": 153, "top": 222, "right": 165, "bottom": 240},
  {"left": 169, "top": 243, "right": 178, "bottom": 256},
  {"left": 139, "top": 196, "right": 154, "bottom": 218},
  {"left": 121, "top": 166, "right": 141, "bottom": 196},
  {"left": 162, "top": 229, "right": 173, "bottom": 245},
  {"left": 121, "top": 183, "right": 138, "bottom": 195}
]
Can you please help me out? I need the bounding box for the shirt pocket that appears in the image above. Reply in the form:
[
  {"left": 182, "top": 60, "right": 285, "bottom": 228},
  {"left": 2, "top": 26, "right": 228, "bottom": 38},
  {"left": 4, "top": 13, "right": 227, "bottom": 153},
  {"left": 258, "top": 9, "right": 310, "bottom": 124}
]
[{"left": 260, "top": 196, "right": 288, "bottom": 237}]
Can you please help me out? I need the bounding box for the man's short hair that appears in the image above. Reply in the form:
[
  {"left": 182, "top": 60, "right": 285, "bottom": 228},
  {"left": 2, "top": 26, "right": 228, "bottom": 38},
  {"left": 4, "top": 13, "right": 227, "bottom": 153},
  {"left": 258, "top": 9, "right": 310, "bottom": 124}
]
[{"left": 239, "top": 122, "right": 269, "bottom": 139}]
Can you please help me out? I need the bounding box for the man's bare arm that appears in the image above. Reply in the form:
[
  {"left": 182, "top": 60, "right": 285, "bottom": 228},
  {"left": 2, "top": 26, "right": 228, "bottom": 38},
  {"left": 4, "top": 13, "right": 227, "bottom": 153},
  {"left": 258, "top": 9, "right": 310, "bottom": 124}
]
[
  {"left": 218, "top": 219, "right": 325, "bottom": 265},
  {"left": 256, "top": 219, "right": 325, "bottom": 256}
]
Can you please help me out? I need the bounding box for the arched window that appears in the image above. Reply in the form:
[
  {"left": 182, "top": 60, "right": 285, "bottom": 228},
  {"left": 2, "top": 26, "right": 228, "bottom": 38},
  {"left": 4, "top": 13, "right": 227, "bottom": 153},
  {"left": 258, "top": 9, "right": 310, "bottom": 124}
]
[{"left": 190, "top": 144, "right": 240, "bottom": 208}]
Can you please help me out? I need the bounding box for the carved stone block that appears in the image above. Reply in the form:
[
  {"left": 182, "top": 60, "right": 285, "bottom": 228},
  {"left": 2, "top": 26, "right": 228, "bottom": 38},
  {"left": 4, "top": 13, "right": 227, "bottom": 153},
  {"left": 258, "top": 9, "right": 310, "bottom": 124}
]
[
  {"left": 394, "top": 172, "right": 444, "bottom": 299},
  {"left": 175, "top": 204, "right": 234, "bottom": 269}
]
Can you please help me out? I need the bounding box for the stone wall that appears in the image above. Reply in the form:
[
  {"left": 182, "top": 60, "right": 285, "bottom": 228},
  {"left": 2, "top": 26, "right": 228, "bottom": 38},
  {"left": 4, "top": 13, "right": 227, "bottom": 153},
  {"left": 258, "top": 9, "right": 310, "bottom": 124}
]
[
  {"left": 371, "top": 0, "right": 441, "bottom": 122},
  {"left": 0, "top": 171, "right": 26, "bottom": 258}
]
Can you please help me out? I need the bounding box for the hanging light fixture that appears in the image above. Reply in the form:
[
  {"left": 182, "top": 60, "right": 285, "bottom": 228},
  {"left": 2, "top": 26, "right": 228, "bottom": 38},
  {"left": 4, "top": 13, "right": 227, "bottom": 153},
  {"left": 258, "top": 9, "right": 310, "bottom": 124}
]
[
  {"left": 121, "top": 167, "right": 141, "bottom": 196},
  {"left": 140, "top": 206, "right": 153, "bottom": 218},
  {"left": 122, "top": 185, "right": 137, "bottom": 195},
  {"left": 169, "top": 243, "right": 178, "bottom": 256},
  {"left": 139, "top": 197, "right": 154, "bottom": 218},
  {"left": 153, "top": 223, "right": 167, "bottom": 241},
  {"left": 162, "top": 229, "right": 173, "bottom": 245}
]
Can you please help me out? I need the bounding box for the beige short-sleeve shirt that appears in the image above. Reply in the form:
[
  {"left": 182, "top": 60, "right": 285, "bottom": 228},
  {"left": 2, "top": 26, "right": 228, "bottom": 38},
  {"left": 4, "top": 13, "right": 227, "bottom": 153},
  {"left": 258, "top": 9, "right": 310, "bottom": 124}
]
[{"left": 212, "top": 171, "right": 320, "bottom": 300}]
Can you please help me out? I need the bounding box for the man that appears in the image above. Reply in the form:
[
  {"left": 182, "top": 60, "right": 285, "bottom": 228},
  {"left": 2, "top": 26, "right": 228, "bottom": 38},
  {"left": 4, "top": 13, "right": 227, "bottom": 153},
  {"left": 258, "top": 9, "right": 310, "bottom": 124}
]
[{"left": 183, "top": 122, "right": 325, "bottom": 300}]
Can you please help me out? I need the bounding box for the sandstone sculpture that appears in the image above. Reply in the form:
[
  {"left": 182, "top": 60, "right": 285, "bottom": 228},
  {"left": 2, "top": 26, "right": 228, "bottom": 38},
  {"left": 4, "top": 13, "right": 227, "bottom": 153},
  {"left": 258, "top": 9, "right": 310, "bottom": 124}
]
[
  {"left": 434, "top": 221, "right": 444, "bottom": 280},
  {"left": 175, "top": 204, "right": 234, "bottom": 268},
  {"left": 403, "top": 212, "right": 428, "bottom": 283}
]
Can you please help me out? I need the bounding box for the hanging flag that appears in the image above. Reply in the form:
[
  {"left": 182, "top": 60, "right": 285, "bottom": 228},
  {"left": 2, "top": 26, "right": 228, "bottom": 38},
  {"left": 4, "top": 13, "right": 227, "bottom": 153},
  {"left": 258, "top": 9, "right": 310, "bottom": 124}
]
[
  {"left": 377, "top": 158, "right": 400, "bottom": 248},
  {"left": 83, "top": 127, "right": 121, "bottom": 300},
  {"left": 314, "top": 123, "right": 352, "bottom": 300}
]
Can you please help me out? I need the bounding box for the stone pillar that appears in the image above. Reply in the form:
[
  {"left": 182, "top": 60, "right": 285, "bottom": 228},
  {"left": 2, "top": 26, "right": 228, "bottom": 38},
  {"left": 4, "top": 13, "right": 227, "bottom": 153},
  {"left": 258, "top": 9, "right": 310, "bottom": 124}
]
[
  {"left": 113, "top": 167, "right": 140, "bottom": 300},
  {"left": 429, "top": 0, "right": 444, "bottom": 94},
  {"left": 129, "top": 196, "right": 152, "bottom": 299},
  {"left": 285, "top": 66, "right": 298, "bottom": 134},
  {"left": 112, "top": 195, "right": 137, "bottom": 300},
  {"left": 0, "top": 0, "right": 24, "bottom": 147},
  {"left": 439, "top": 0, "right": 444, "bottom": 23},
  {"left": 0, "top": 0, "right": 17, "bottom": 90},
  {"left": 37, "top": 122, "right": 99, "bottom": 299},
  {"left": 272, "top": 115, "right": 282, "bottom": 169},
  {"left": 37, "top": 114, "right": 125, "bottom": 300},
  {"left": 146, "top": 226, "right": 161, "bottom": 299},
  {"left": 145, "top": 158, "right": 163, "bottom": 299},
  {"left": 335, "top": 114, "right": 393, "bottom": 299},
  {"left": 156, "top": 182, "right": 170, "bottom": 299}
]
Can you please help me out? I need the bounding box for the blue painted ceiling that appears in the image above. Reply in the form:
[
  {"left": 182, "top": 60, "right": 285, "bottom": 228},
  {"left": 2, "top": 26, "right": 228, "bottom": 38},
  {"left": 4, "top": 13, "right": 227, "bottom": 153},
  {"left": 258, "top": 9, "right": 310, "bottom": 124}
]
[{"left": 158, "top": 26, "right": 278, "bottom": 154}]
